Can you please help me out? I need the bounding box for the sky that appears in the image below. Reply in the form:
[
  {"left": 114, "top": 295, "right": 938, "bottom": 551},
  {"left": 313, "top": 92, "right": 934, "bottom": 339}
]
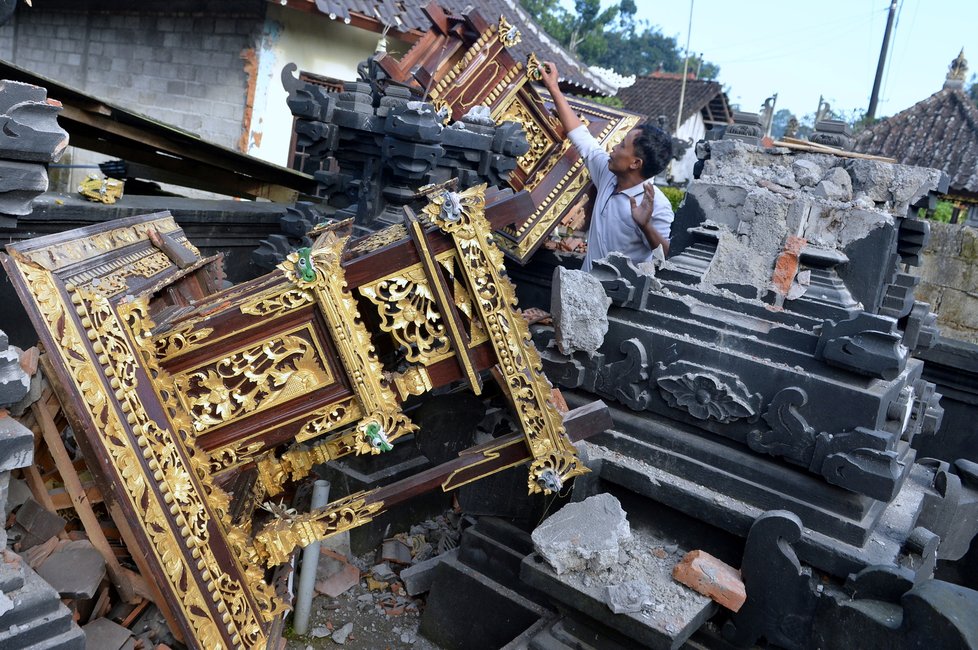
[{"left": 632, "top": 0, "right": 977, "bottom": 120}]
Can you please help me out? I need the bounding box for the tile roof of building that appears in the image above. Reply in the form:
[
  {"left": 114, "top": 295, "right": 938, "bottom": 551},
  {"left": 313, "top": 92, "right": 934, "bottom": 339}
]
[
  {"left": 853, "top": 88, "right": 978, "bottom": 196},
  {"left": 615, "top": 73, "right": 732, "bottom": 132},
  {"left": 310, "top": 0, "right": 616, "bottom": 95}
]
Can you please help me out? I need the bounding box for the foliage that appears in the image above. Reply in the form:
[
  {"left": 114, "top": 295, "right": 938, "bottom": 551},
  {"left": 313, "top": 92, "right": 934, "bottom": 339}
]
[
  {"left": 519, "top": 0, "right": 719, "bottom": 79},
  {"left": 587, "top": 95, "right": 624, "bottom": 108},
  {"left": 919, "top": 200, "right": 954, "bottom": 223},
  {"left": 659, "top": 185, "right": 685, "bottom": 213}
]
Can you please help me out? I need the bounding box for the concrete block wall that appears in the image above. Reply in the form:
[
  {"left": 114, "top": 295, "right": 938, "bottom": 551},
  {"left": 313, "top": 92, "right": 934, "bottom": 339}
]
[
  {"left": 915, "top": 220, "right": 978, "bottom": 344},
  {"left": 0, "top": 4, "right": 264, "bottom": 150}
]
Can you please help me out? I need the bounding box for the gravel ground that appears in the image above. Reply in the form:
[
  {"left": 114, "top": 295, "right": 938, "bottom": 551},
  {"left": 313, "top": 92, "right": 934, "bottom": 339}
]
[{"left": 285, "top": 514, "right": 463, "bottom": 650}]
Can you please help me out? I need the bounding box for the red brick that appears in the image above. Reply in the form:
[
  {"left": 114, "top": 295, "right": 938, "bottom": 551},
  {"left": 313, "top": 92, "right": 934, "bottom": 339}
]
[
  {"left": 19, "top": 347, "right": 39, "bottom": 375},
  {"left": 771, "top": 236, "right": 806, "bottom": 297},
  {"left": 672, "top": 550, "right": 746, "bottom": 612}
]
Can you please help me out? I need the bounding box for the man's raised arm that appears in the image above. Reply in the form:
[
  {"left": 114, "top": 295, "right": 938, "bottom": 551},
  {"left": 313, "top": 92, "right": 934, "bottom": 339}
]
[{"left": 539, "top": 62, "right": 582, "bottom": 135}]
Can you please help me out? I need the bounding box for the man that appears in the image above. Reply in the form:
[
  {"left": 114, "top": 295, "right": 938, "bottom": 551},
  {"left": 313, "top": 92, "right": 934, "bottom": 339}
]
[{"left": 540, "top": 62, "right": 675, "bottom": 272}]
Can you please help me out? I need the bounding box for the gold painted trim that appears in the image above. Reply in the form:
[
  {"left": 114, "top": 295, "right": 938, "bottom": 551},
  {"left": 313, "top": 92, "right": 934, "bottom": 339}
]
[
  {"left": 8, "top": 252, "right": 277, "bottom": 648},
  {"left": 423, "top": 186, "right": 588, "bottom": 494},
  {"left": 407, "top": 215, "right": 482, "bottom": 393}
]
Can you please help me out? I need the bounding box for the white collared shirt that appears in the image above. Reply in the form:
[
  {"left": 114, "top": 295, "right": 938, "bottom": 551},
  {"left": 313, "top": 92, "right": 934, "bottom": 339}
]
[{"left": 567, "top": 125, "right": 674, "bottom": 272}]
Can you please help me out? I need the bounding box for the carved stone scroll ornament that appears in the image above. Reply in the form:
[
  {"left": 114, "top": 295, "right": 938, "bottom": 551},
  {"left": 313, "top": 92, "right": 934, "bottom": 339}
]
[
  {"left": 751, "top": 387, "right": 906, "bottom": 500},
  {"left": 537, "top": 333, "right": 651, "bottom": 412},
  {"left": 723, "top": 511, "right": 818, "bottom": 650},
  {"left": 749, "top": 387, "right": 818, "bottom": 466},
  {"left": 591, "top": 253, "right": 659, "bottom": 310},
  {"left": 655, "top": 361, "right": 761, "bottom": 424},
  {"left": 423, "top": 184, "right": 588, "bottom": 494},
  {"left": 815, "top": 312, "right": 908, "bottom": 381}
]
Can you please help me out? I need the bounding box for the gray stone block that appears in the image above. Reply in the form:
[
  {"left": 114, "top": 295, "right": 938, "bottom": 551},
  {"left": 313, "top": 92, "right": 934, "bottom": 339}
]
[
  {"left": 36, "top": 540, "right": 106, "bottom": 600},
  {"left": 793, "top": 159, "right": 822, "bottom": 187},
  {"left": 531, "top": 493, "right": 631, "bottom": 575},
  {"left": 82, "top": 617, "right": 132, "bottom": 650},
  {"left": 0, "top": 415, "right": 34, "bottom": 472},
  {"left": 814, "top": 166, "right": 853, "bottom": 202},
  {"left": 552, "top": 267, "right": 611, "bottom": 357},
  {"left": 400, "top": 548, "right": 458, "bottom": 596}
]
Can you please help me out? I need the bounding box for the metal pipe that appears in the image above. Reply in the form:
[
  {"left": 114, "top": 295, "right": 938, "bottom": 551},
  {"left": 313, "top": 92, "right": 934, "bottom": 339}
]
[{"left": 292, "top": 479, "right": 331, "bottom": 636}]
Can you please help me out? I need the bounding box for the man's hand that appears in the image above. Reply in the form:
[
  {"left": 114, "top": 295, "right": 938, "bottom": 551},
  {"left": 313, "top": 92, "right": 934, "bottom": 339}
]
[
  {"left": 537, "top": 61, "right": 581, "bottom": 134},
  {"left": 629, "top": 182, "right": 655, "bottom": 228},
  {"left": 540, "top": 61, "right": 560, "bottom": 93},
  {"left": 629, "top": 182, "right": 670, "bottom": 256}
]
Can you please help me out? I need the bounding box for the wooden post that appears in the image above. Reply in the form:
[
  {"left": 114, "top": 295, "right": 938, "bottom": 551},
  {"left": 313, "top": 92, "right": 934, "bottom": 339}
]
[{"left": 31, "top": 399, "right": 139, "bottom": 604}]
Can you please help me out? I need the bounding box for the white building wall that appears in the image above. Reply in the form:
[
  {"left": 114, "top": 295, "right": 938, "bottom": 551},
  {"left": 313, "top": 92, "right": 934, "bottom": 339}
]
[
  {"left": 668, "top": 113, "right": 706, "bottom": 186},
  {"left": 247, "top": 5, "right": 409, "bottom": 165}
]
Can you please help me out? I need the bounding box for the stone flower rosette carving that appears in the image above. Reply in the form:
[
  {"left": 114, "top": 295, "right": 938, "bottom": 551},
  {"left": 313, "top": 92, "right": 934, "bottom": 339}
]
[{"left": 655, "top": 361, "right": 761, "bottom": 424}]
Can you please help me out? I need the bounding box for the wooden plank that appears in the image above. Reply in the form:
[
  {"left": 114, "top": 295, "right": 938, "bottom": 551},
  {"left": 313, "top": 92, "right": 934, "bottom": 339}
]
[
  {"left": 110, "top": 504, "right": 183, "bottom": 644},
  {"left": 32, "top": 398, "right": 139, "bottom": 604},
  {"left": 775, "top": 137, "right": 896, "bottom": 162},
  {"left": 47, "top": 484, "right": 103, "bottom": 510}
]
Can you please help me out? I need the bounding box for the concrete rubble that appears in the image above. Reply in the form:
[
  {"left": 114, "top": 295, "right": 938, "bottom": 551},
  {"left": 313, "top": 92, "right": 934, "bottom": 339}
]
[
  {"left": 531, "top": 493, "right": 631, "bottom": 575},
  {"left": 552, "top": 266, "right": 612, "bottom": 356}
]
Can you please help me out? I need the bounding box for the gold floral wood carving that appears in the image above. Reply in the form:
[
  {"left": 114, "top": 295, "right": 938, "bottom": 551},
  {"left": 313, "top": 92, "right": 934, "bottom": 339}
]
[
  {"left": 358, "top": 264, "right": 450, "bottom": 366},
  {"left": 173, "top": 325, "right": 333, "bottom": 435}
]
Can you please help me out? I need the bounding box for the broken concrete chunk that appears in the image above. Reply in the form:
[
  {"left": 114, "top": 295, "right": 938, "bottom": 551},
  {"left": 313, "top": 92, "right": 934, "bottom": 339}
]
[
  {"left": 36, "top": 539, "right": 106, "bottom": 600},
  {"left": 813, "top": 166, "right": 853, "bottom": 202},
  {"left": 552, "top": 267, "right": 611, "bottom": 356},
  {"left": 531, "top": 493, "right": 631, "bottom": 575},
  {"left": 332, "top": 621, "right": 354, "bottom": 644},
  {"left": 792, "top": 159, "right": 822, "bottom": 187},
  {"left": 605, "top": 579, "right": 654, "bottom": 614},
  {"left": 672, "top": 550, "right": 746, "bottom": 612}
]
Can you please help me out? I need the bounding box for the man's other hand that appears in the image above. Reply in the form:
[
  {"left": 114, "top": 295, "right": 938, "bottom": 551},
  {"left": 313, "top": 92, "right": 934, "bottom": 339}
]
[{"left": 629, "top": 182, "right": 655, "bottom": 227}]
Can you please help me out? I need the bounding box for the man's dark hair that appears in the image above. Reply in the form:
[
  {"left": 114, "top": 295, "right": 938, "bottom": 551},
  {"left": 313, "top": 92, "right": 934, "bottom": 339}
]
[{"left": 633, "top": 124, "right": 673, "bottom": 178}]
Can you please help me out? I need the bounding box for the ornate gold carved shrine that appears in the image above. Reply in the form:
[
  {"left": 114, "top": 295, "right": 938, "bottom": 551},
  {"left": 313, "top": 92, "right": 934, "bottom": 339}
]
[
  {"left": 4, "top": 185, "right": 597, "bottom": 648},
  {"left": 2, "top": 7, "right": 634, "bottom": 647}
]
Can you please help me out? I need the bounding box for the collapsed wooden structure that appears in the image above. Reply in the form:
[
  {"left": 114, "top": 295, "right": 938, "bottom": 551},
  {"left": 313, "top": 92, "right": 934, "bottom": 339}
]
[{"left": 2, "top": 5, "right": 632, "bottom": 647}]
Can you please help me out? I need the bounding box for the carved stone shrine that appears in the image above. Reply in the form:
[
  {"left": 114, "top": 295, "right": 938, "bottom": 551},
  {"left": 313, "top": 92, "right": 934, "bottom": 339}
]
[{"left": 536, "top": 137, "right": 978, "bottom": 647}]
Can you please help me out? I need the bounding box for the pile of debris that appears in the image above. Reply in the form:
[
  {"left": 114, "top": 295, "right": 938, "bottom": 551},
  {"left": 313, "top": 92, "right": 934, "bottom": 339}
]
[{"left": 1, "top": 357, "right": 181, "bottom": 649}]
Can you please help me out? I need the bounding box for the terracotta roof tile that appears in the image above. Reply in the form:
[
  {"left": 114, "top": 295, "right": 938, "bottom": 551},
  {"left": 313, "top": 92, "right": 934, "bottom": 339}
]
[{"left": 854, "top": 88, "right": 978, "bottom": 195}]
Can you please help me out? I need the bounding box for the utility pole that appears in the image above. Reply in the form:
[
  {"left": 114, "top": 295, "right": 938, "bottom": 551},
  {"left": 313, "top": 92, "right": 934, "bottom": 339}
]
[
  {"left": 867, "top": 0, "right": 898, "bottom": 121},
  {"left": 675, "top": 0, "right": 694, "bottom": 133}
]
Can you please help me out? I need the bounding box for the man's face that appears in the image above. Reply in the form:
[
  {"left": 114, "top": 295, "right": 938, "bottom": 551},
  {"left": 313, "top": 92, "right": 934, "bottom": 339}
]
[{"left": 608, "top": 128, "right": 642, "bottom": 176}]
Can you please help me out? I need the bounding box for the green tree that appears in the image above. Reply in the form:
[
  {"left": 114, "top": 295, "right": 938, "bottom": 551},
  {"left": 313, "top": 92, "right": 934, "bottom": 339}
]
[{"left": 520, "top": 0, "right": 720, "bottom": 79}]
